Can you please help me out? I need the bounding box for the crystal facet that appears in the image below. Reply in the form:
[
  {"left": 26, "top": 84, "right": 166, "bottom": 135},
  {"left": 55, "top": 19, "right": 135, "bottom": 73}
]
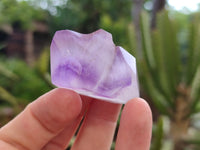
[{"left": 50, "top": 29, "right": 139, "bottom": 104}]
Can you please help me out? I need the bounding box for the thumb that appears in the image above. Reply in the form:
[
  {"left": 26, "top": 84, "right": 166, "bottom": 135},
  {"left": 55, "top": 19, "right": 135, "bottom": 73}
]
[{"left": 0, "top": 88, "right": 82, "bottom": 150}]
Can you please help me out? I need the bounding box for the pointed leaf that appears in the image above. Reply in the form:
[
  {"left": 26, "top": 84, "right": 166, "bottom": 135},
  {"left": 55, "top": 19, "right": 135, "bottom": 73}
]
[
  {"left": 186, "top": 17, "right": 200, "bottom": 85},
  {"left": 138, "top": 60, "right": 171, "bottom": 115},
  {"left": 190, "top": 65, "right": 200, "bottom": 112},
  {"left": 0, "top": 63, "right": 19, "bottom": 80},
  {"left": 151, "top": 30, "right": 174, "bottom": 105},
  {"left": 151, "top": 117, "right": 164, "bottom": 150},
  {"left": 0, "top": 86, "right": 18, "bottom": 106},
  {"left": 127, "top": 23, "right": 137, "bottom": 56},
  {"left": 157, "top": 10, "right": 181, "bottom": 95},
  {"left": 140, "top": 11, "right": 156, "bottom": 70}
]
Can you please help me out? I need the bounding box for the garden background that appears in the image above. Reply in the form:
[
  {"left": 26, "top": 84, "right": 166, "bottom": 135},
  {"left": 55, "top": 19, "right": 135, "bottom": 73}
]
[{"left": 0, "top": 0, "right": 200, "bottom": 150}]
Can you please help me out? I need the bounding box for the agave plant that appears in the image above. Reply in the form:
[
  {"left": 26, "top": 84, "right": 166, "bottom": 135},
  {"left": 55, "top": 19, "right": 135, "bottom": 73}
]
[{"left": 129, "top": 10, "right": 200, "bottom": 150}]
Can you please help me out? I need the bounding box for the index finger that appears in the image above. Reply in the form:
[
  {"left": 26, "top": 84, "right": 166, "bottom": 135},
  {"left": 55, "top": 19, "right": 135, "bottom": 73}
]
[{"left": 0, "top": 88, "right": 82, "bottom": 150}]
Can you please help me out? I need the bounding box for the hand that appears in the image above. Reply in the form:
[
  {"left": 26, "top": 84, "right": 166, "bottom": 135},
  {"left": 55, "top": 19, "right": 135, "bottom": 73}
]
[{"left": 0, "top": 88, "right": 152, "bottom": 150}]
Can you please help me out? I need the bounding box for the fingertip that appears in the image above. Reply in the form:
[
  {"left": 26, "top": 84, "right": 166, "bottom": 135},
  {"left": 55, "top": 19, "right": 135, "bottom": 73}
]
[
  {"left": 125, "top": 98, "right": 152, "bottom": 120},
  {"left": 115, "top": 98, "right": 152, "bottom": 150},
  {"left": 51, "top": 88, "right": 83, "bottom": 118},
  {"left": 123, "top": 97, "right": 153, "bottom": 140}
]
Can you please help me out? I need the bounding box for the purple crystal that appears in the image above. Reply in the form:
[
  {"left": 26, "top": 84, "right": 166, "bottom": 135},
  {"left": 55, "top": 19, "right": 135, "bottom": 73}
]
[{"left": 50, "top": 29, "right": 139, "bottom": 104}]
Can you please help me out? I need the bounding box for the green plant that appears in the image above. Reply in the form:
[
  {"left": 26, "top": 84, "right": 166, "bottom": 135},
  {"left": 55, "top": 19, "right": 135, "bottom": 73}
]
[
  {"left": 151, "top": 117, "right": 164, "bottom": 150},
  {"left": 129, "top": 10, "right": 200, "bottom": 150},
  {"left": 0, "top": 56, "right": 52, "bottom": 103},
  {"left": 0, "top": 0, "right": 46, "bottom": 29}
]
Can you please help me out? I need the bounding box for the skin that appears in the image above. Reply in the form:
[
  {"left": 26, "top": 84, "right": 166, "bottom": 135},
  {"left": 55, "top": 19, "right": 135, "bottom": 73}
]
[{"left": 0, "top": 88, "right": 152, "bottom": 150}]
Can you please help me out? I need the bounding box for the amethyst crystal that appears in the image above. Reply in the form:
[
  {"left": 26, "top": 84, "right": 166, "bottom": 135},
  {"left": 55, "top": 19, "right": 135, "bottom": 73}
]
[{"left": 50, "top": 29, "right": 139, "bottom": 104}]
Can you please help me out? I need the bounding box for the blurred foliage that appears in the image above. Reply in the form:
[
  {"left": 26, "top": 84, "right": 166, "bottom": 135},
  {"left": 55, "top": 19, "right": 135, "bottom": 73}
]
[
  {"left": 128, "top": 9, "right": 200, "bottom": 149},
  {"left": 0, "top": 56, "right": 52, "bottom": 103},
  {"left": 151, "top": 117, "right": 164, "bottom": 150},
  {"left": 0, "top": 0, "right": 47, "bottom": 29},
  {"left": 130, "top": 10, "right": 200, "bottom": 117},
  {"left": 48, "top": 0, "right": 132, "bottom": 34},
  {"left": 0, "top": 43, "right": 6, "bottom": 50}
]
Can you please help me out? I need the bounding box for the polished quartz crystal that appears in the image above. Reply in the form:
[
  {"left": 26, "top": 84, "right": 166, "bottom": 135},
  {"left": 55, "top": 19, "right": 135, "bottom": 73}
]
[{"left": 50, "top": 29, "right": 139, "bottom": 104}]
